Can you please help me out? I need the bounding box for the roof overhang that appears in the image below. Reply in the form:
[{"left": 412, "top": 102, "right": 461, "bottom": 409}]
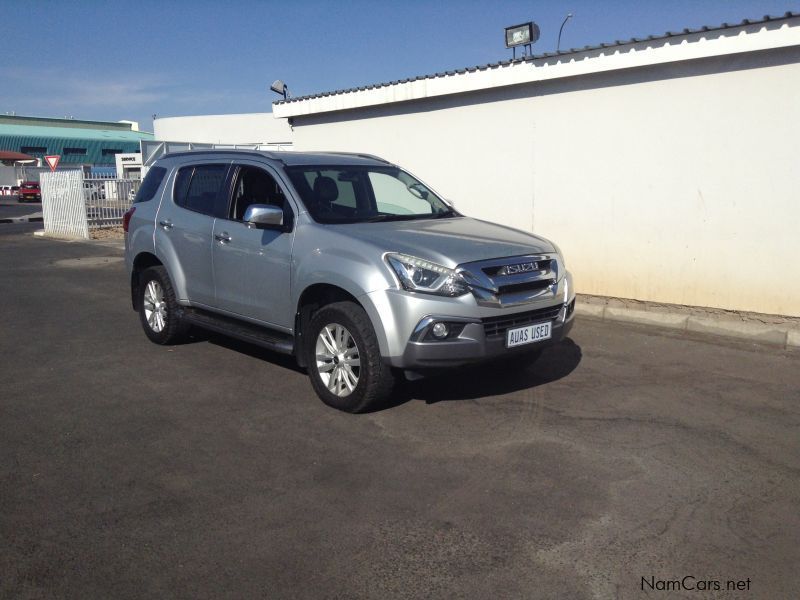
[
  {"left": 0, "top": 151, "right": 37, "bottom": 164},
  {"left": 273, "top": 14, "right": 800, "bottom": 120}
]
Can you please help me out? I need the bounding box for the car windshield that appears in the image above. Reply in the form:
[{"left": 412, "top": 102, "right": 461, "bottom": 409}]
[
  {"left": 284, "top": 165, "right": 458, "bottom": 224},
  {"left": 22, "top": 183, "right": 38, "bottom": 189}
]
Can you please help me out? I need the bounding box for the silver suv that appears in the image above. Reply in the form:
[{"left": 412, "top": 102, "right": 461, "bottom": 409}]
[{"left": 124, "top": 150, "right": 575, "bottom": 412}]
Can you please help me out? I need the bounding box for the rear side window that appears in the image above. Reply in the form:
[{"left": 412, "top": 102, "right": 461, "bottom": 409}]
[
  {"left": 133, "top": 166, "right": 167, "bottom": 204},
  {"left": 173, "top": 164, "right": 228, "bottom": 217}
]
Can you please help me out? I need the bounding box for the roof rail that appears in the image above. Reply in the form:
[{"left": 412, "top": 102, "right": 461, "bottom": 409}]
[
  {"left": 317, "top": 151, "right": 391, "bottom": 163},
  {"left": 161, "top": 149, "right": 286, "bottom": 164}
]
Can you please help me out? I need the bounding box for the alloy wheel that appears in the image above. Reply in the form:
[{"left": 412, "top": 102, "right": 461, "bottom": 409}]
[
  {"left": 143, "top": 280, "right": 167, "bottom": 333},
  {"left": 315, "top": 323, "right": 361, "bottom": 397}
]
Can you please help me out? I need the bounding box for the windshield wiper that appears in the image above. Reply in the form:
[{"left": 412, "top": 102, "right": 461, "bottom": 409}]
[{"left": 362, "top": 214, "right": 419, "bottom": 222}]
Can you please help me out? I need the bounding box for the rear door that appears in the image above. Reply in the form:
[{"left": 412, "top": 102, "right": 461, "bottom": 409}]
[
  {"left": 211, "top": 161, "right": 295, "bottom": 329},
  {"left": 154, "top": 162, "right": 230, "bottom": 306}
]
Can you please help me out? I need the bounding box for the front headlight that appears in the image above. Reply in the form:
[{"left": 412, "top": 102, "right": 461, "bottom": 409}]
[{"left": 385, "top": 253, "right": 470, "bottom": 297}]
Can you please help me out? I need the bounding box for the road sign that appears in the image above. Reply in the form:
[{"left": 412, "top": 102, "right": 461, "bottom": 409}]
[{"left": 45, "top": 155, "right": 61, "bottom": 171}]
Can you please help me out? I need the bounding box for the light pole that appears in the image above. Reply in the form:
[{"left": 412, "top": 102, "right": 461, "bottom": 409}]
[{"left": 557, "top": 13, "right": 573, "bottom": 53}]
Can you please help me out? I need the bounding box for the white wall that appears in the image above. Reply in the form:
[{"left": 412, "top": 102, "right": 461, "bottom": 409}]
[
  {"left": 0, "top": 165, "right": 17, "bottom": 186},
  {"left": 153, "top": 113, "right": 292, "bottom": 145},
  {"left": 287, "top": 48, "right": 800, "bottom": 317}
]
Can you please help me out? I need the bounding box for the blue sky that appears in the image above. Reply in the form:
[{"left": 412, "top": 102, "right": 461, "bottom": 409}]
[{"left": 2, "top": 0, "right": 796, "bottom": 131}]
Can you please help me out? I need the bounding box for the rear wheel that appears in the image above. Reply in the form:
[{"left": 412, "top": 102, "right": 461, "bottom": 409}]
[
  {"left": 306, "top": 301, "right": 395, "bottom": 413},
  {"left": 138, "top": 266, "right": 189, "bottom": 345}
]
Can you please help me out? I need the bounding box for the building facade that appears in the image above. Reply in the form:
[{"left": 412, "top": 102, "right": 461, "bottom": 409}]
[
  {"left": 0, "top": 115, "right": 153, "bottom": 177},
  {"left": 273, "top": 13, "right": 800, "bottom": 318},
  {"left": 153, "top": 113, "right": 292, "bottom": 149}
]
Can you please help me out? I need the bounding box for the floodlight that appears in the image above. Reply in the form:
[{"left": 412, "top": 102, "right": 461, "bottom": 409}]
[
  {"left": 270, "top": 80, "right": 288, "bottom": 100},
  {"left": 504, "top": 22, "right": 540, "bottom": 48}
]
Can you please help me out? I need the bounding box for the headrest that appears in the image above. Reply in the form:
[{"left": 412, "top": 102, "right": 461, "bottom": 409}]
[{"left": 313, "top": 176, "right": 339, "bottom": 205}]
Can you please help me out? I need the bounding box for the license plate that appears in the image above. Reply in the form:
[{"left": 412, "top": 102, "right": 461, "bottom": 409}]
[{"left": 506, "top": 321, "right": 552, "bottom": 348}]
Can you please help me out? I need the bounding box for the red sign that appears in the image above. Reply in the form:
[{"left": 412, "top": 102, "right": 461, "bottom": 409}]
[{"left": 45, "top": 155, "right": 61, "bottom": 171}]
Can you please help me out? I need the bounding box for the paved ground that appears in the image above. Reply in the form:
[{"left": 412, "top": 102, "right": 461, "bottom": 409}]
[
  {"left": 0, "top": 198, "right": 41, "bottom": 220},
  {"left": 1, "top": 226, "right": 799, "bottom": 599}
]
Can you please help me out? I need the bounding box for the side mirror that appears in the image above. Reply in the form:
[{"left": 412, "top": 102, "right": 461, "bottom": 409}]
[{"left": 243, "top": 204, "right": 284, "bottom": 229}]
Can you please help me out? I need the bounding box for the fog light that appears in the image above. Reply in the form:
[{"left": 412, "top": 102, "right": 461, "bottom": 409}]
[{"left": 431, "top": 322, "right": 449, "bottom": 339}]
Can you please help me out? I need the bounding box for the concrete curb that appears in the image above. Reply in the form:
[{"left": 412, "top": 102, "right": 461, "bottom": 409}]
[
  {"left": 576, "top": 300, "right": 799, "bottom": 349},
  {"left": 0, "top": 216, "right": 43, "bottom": 224},
  {"left": 32, "top": 229, "right": 125, "bottom": 250}
]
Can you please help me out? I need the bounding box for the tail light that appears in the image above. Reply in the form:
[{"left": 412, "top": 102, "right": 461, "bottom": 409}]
[{"left": 122, "top": 206, "right": 136, "bottom": 232}]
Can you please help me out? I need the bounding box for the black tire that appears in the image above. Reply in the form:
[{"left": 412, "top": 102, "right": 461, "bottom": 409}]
[
  {"left": 137, "top": 266, "right": 190, "bottom": 345},
  {"left": 305, "top": 301, "right": 395, "bottom": 413}
]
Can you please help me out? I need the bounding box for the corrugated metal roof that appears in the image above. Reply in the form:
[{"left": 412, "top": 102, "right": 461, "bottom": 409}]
[
  {"left": 275, "top": 11, "right": 798, "bottom": 106},
  {"left": 0, "top": 123, "right": 153, "bottom": 141},
  {"left": 0, "top": 114, "right": 137, "bottom": 132},
  {"left": 0, "top": 134, "right": 142, "bottom": 165}
]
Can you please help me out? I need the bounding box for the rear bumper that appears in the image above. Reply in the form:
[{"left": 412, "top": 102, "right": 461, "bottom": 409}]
[{"left": 387, "top": 298, "right": 576, "bottom": 369}]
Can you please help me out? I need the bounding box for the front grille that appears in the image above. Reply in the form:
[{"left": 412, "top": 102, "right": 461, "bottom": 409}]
[
  {"left": 497, "top": 279, "right": 555, "bottom": 296},
  {"left": 481, "top": 259, "right": 553, "bottom": 277},
  {"left": 482, "top": 305, "right": 562, "bottom": 339}
]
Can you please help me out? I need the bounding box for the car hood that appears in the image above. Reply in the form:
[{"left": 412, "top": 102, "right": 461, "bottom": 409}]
[{"left": 334, "top": 217, "right": 556, "bottom": 267}]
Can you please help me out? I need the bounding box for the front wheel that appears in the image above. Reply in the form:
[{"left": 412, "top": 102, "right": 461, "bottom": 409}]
[{"left": 306, "top": 301, "right": 396, "bottom": 413}]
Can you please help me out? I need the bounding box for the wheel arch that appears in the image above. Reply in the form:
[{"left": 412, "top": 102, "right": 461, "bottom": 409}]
[
  {"left": 130, "top": 252, "right": 163, "bottom": 311},
  {"left": 294, "top": 283, "right": 369, "bottom": 368}
]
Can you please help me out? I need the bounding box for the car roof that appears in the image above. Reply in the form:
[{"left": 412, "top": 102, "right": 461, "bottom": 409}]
[{"left": 160, "top": 149, "right": 392, "bottom": 168}]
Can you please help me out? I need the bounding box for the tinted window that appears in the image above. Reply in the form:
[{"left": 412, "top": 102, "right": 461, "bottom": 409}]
[
  {"left": 173, "top": 164, "right": 228, "bottom": 217},
  {"left": 229, "top": 166, "right": 293, "bottom": 225},
  {"left": 133, "top": 166, "right": 167, "bottom": 204}
]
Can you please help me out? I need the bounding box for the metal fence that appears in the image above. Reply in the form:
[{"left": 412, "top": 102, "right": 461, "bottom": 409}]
[
  {"left": 40, "top": 171, "right": 139, "bottom": 238},
  {"left": 83, "top": 175, "right": 139, "bottom": 229}
]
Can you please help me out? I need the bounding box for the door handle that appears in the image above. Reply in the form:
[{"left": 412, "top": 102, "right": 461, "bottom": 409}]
[
  {"left": 158, "top": 219, "right": 173, "bottom": 230},
  {"left": 215, "top": 232, "right": 232, "bottom": 243}
]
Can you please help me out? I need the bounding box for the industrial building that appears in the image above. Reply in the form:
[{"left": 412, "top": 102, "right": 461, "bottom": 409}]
[
  {"left": 153, "top": 112, "right": 291, "bottom": 149},
  {"left": 0, "top": 115, "right": 154, "bottom": 185}
]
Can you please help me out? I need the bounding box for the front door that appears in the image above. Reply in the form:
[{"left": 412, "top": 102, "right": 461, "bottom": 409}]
[{"left": 211, "top": 162, "right": 295, "bottom": 330}]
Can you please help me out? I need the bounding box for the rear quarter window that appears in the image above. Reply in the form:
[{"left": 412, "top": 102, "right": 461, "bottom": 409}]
[{"left": 133, "top": 166, "right": 167, "bottom": 204}]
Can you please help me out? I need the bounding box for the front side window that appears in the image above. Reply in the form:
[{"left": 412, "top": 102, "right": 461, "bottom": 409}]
[
  {"left": 284, "top": 166, "right": 457, "bottom": 224},
  {"left": 229, "top": 165, "right": 293, "bottom": 226},
  {"left": 173, "top": 164, "right": 228, "bottom": 216}
]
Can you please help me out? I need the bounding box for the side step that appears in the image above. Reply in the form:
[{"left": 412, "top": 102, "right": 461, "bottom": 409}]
[{"left": 182, "top": 307, "right": 295, "bottom": 355}]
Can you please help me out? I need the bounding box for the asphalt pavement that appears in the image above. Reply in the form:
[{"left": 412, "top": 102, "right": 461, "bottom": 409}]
[
  {"left": 0, "top": 197, "right": 42, "bottom": 221},
  {"left": 1, "top": 226, "right": 799, "bottom": 599}
]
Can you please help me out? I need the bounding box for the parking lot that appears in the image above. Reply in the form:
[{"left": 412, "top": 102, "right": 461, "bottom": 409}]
[
  {"left": 1, "top": 225, "right": 798, "bottom": 599},
  {"left": 0, "top": 197, "right": 42, "bottom": 222}
]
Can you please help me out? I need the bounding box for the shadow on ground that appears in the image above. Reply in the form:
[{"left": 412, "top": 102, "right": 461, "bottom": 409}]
[
  {"left": 401, "top": 338, "right": 582, "bottom": 404},
  {"left": 195, "top": 330, "right": 582, "bottom": 412}
]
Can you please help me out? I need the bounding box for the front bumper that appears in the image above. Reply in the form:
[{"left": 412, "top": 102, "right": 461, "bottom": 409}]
[
  {"left": 363, "top": 271, "right": 576, "bottom": 370},
  {"left": 397, "top": 305, "right": 575, "bottom": 368}
]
